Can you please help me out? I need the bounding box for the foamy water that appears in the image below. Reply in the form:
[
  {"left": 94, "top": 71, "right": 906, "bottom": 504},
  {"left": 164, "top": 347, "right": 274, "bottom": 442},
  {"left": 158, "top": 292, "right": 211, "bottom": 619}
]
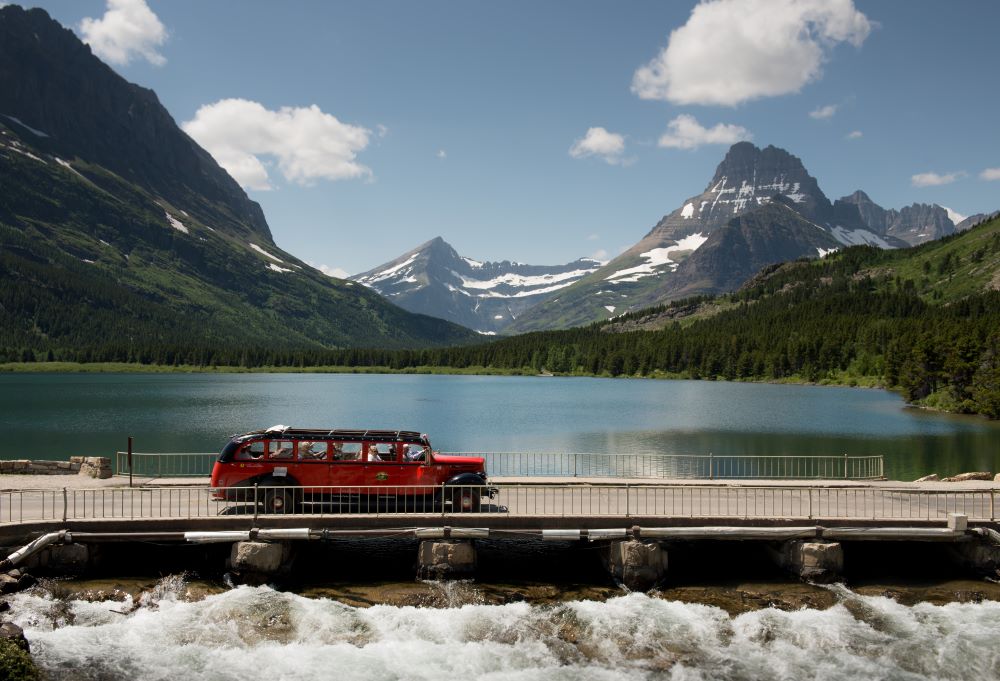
[{"left": 8, "top": 579, "right": 1000, "bottom": 680}]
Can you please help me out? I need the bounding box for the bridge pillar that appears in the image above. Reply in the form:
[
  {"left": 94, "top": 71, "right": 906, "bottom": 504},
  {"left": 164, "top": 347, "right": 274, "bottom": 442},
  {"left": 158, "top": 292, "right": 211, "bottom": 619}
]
[
  {"left": 602, "top": 540, "right": 668, "bottom": 591},
  {"left": 771, "top": 540, "right": 843, "bottom": 582},
  {"left": 417, "top": 540, "right": 476, "bottom": 579},
  {"left": 949, "top": 539, "right": 1000, "bottom": 576},
  {"left": 228, "top": 541, "right": 295, "bottom": 584}
]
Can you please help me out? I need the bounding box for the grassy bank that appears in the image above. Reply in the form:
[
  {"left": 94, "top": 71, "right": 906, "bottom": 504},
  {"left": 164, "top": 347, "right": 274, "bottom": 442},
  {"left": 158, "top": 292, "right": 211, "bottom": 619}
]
[{"left": 0, "top": 360, "right": 887, "bottom": 389}]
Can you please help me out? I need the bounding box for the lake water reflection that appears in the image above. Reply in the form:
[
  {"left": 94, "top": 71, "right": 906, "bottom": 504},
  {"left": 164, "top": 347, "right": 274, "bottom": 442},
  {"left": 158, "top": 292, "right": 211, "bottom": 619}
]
[{"left": 1, "top": 373, "right": 997, "bottom": 480}]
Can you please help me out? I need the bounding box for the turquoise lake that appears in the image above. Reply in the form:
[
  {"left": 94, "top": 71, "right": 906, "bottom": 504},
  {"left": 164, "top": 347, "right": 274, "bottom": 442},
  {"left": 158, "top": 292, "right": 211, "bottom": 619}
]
[{"left": 1, "top": 373, "right": 998, "bottom": 480}]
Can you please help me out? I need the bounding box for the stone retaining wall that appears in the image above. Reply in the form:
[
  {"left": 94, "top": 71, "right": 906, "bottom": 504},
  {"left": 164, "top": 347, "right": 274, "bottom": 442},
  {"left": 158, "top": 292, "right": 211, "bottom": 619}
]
[{"left": 0, "top": 457, "right": 112, "bottom": 479}]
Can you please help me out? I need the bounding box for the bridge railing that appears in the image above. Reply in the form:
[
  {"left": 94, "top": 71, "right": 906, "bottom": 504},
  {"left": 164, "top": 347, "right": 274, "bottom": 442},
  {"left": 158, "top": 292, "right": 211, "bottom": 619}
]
[
  {"left": 115, "top": 452, "right": 221, "bottom": 478},
  {"left": 1, "top": 483, "right": 993, "bottom": 525},
  {"left": 459, "top": 452, "right": 885, "bottom": 480},
  {"left": 115, "top": 452, "right": 885, "bottom": 480}
]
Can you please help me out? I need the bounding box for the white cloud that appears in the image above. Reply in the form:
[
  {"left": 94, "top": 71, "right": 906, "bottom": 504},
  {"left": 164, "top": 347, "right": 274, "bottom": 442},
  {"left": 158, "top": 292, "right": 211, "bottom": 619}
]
[
  {"left": 182, "top": 99, "right": 371, "bottom": 190},
  {"left": 310, "top": 262, "right": 350, "bottom": 279},
  {"left": 376, "top": 124, "right": 389, "bottom": 138},
  {"left": 586, "top": 233, "right": 599, "bottom": 241},
  {"left": 589, "top": 249, "right": 609, "bottom": 261},
  {"left": 846, "top": 130, "right": 863, "bottom": 140},
  {"left": 79, "top": 0, "right": 168, "bottom": 67},
  {"left": 632, "top": 0, "right": 872, "bottom": 106},
  {"left": 809, "top": 104, "right": 838, "bottom": 119},
  {"left": 981, "top": 168, "right": 1000, "bottom": 181},
  {"left": 657, "top": 114, "right": 752, "bottom": 150},
  {"left": 436, "top": 149, "right": 447, "bottom": 159},
  {"left": 941, "top": 206, "right": 967, "bottom": 225},
  {"left": 569, "top": 127, "right": 627, "bottom": 165},
  {"left": 911, "top": 171, "right": 965, "bottom": 188}
]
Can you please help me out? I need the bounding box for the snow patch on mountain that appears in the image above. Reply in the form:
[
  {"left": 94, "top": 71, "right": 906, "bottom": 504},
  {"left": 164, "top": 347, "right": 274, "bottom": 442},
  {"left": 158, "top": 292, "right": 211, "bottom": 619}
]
[
  {"left": 456, "top": 267, "right": 598, "bottom": 292},
  {"left": 681, "top": 202, "right": 694, "bottom": 219},
  {"left": 165, "top": 212, "right": 189, "bottom": 234},
  {"left": 250, "top": 243, "right": 283, "bottom": 262},
  {"left": 267, "top": 263, "right": 292, "bottom": 273},
  {"left": 829, "top": 226, "right": 895, "bottom": 249},
  {"left": 606, "top": 232, "right": 708, "bottom": 282},
  {"left": 356, "top": 252, "right": 419, "bottom": 285},
  {"left": 55, "top": 157, "right": 87, "bottom": 179},
  {"left": 707, "top": 176, "right": 806, "bottom": 216}
]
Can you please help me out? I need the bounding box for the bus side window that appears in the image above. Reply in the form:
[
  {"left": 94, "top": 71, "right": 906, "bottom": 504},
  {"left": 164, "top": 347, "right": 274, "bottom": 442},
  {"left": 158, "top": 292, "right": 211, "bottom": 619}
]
[
  {"left": 299, "top": 441, "right": 328, "bottom": 460},
  {"left": 236, "top": 441, "right": 265, "bottom": 461},
  {"left": 338, "top": 443, "right": 362, "bottom": 461},
  {"left": 368, "top": 443, "right": 394, "bottom": 462},
  {"left": 403, "top": 444, "right": 427, "bottom": 462},
  {"left": 269, "top": 440, "right": 294, "bottom": 459}
]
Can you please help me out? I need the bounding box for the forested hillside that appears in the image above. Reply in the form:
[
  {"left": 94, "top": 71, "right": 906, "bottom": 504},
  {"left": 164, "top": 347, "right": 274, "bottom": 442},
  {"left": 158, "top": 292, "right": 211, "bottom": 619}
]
[
  {"left": 0, "top": 6, "right": 478, "bottom": 354},
  {"left": 151, "top": 215, "right": 998, "bottom": 418}
]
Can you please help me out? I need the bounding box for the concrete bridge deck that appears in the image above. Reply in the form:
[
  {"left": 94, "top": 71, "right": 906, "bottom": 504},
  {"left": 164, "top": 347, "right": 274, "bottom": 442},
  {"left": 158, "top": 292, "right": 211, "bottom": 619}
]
[
  {"left": 1, "top": 476, "right": 998, "bottom": 589},
  {"left": 1, "top": 477, "right": 997, "bottom": 539}
]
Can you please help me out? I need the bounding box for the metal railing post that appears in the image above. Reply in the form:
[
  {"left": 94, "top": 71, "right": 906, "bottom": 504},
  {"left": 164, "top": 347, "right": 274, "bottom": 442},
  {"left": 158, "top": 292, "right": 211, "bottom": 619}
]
[
  {"left": 128, "top": 436, "right": 133, "bottom": 488},
  {"left": 253, "top": 484, "right": 259, "bottom": 524},
  {"left": 709, "top": 453, "right": 714, "bottom": 480},
  {"left": 62, "top": 487, "right": 68, "bottom": 522},
  {"left": 843, "top": 453, "right": 848, "bottom": 479}
]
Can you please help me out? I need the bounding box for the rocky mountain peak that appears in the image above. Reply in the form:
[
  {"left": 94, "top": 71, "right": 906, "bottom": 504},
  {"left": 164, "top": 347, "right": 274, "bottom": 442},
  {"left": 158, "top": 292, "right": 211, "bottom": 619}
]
[
  {"left": 636, "top": 142, "right": 832, "bottom": 251},
  {"left": 709, "top": 143, "right": 819, "bottom": 196},
  {"left": 837, "top": 191, "right": 957, "bottom": 246}
]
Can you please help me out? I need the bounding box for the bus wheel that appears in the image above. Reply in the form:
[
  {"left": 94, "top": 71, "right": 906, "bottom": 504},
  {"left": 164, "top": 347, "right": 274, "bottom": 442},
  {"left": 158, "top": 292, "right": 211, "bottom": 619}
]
[
  {"left": 263, "top": 488, "right": 294, "bottom": 514},
  {"left": 450, "top": 487, "right": 481, "bottom": 513}
]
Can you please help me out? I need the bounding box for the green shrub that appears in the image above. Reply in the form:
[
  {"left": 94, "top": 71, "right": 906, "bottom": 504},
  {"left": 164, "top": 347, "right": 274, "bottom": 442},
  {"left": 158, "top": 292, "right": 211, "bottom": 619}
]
[{"left": 0, "top": 638, "right": 40, "bottom": 681}]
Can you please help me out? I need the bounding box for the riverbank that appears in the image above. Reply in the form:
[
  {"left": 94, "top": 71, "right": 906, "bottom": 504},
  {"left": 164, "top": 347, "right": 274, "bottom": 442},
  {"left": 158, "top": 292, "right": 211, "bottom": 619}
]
[{"left": 19, "top": 575, "right": 1000, "bottom": 615}]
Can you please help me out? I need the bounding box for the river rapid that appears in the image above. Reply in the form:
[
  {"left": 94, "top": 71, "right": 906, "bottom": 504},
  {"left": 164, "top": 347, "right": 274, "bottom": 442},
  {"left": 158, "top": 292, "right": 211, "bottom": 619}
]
[{"left": 8, "top": 577, "right": 1000, "bottom": 681}]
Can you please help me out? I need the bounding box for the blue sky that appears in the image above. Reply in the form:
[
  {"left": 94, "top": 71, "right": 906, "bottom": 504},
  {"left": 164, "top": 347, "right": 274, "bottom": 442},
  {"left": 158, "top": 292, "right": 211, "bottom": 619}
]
[{"left": 20, "top": 0, "right": 1000, "bottom": 275}]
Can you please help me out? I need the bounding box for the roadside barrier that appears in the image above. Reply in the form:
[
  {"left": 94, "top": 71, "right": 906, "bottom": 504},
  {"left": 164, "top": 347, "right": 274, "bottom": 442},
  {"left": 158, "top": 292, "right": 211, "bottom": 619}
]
[{"left": 1, "top": 482, "right": 993, "bottom": 525}]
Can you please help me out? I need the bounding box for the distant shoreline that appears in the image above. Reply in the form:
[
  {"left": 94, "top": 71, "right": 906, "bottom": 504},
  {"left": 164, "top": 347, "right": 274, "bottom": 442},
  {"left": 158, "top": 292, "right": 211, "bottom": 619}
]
[{"left": 0, "top": 360, "right": 884, "bottom": 388}]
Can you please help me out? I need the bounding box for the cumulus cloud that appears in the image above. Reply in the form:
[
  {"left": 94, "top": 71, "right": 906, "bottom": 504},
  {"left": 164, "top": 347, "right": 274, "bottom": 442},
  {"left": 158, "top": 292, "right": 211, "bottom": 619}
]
[
  {"left": 846, "top": 130, "right": 863, "bottom": 140},
  {"left": 632, "top": 0, "right": 872, "bottom": 106},
  {"left": 79, "top": 0, "right": 168, "bottom": 66},
  {"left": 911, "top": 171, "right": 965, "bottom": 188},
  {"left": 569, "top": 127, "right": 628, "bottom": 165},
  {"left": 809, "top": 104, "right": 838, "bottom": 119},
  {"left": 182, "top": 99, "right": 372, "bottom": 190},
  {"left": 436, "top": 149, "right": 447, "bottom": 159},
  {"left": 589, "top": 249, "right": 609, "bottom": 261},
  {"left": 657, "top": 114, "right": 752, "bottom": 150},
  {"left": 310, "top": 262, "right": 350, "bottom": 279},
  {"left": 981, "top": 168, "right": 1000, "bottom": 181},
  {"left": 376, "top": 124, "right": 389, "bottom": 138}
]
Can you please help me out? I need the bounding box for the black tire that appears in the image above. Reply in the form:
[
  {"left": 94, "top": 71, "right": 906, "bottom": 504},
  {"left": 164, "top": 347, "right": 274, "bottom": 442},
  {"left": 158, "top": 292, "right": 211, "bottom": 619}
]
[
  {"left": 450, "top": 487, "right": 481, "bottom": 513},
  {"left": 262, "top": 488, "right": 294, "bottom": 514}
]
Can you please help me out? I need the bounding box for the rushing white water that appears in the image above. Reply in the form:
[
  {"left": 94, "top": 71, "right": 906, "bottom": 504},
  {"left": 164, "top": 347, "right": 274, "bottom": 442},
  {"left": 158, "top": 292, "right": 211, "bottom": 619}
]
[{"left": 8, "top": 579, "right": 1000, "bottom": 681}]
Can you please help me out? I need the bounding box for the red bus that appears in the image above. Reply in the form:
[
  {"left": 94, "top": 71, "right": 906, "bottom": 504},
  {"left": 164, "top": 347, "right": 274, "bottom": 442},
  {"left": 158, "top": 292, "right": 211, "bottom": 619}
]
[{"left": 210, "top": 425, "right": 492, "bottom": 513}]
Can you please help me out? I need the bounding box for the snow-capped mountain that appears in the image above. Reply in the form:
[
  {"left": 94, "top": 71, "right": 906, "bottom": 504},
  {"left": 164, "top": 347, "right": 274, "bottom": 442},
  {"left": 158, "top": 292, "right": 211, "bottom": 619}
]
[
  {"left": 506, "top": 143, "right": 920, "bottom": 333},
  {"left": 836, "top": 190, "right": 960, "bottom": 246},
  {"left": 351, "top": 237, "right": 604, "bottom": 333}
]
